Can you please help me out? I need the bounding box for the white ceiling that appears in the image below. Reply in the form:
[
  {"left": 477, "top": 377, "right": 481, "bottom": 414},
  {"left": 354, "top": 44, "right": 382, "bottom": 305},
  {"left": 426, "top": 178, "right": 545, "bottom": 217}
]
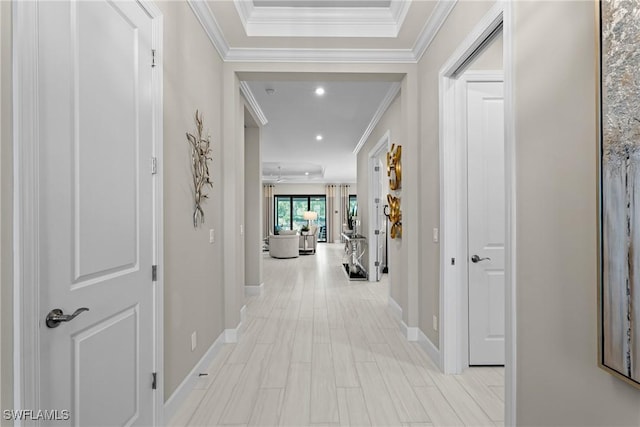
[{"left": 247, "top": 80, "right": 395, "bottom": 183}]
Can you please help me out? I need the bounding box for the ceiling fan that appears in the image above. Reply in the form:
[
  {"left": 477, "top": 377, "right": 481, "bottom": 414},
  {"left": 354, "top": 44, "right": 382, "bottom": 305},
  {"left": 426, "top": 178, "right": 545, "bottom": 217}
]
[{"left": 274, "top": 166, "right": 290, "bottom": 183}]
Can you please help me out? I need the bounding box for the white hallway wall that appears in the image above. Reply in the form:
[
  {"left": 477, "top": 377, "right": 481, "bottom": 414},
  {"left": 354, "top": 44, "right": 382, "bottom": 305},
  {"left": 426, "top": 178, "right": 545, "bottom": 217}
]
[{"left": 357, "top": 95, "right": 402, "bottom": 311}]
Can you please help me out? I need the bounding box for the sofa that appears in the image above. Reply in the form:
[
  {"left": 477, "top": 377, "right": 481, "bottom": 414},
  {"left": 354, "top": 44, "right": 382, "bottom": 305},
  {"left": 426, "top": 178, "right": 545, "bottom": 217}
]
[{"left": 269, "top": 234, "right": 299, "bottom": 258}]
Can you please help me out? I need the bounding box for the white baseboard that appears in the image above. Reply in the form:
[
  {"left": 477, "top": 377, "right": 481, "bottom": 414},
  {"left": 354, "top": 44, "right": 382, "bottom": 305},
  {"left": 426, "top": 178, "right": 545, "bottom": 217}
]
[
  {"left": 245, "top": 283, "right": 264, "bottom": 296},
  {"left": 388, "top": 296, "right": 403, "bottom": 321},
  {"left": 388, "top": 296, "right": 419, "bottom": 341},
  {"left": 164, "top": 330, "right": 225, "bottom": 422},
  {"left": 402, "top": 322, "right": 419, "bottom": 341},
  {"left": 416, "top": 327, "right": 443, "bottom": 371},
  {"left": 165, "top": 304, "right": 247, "bottom": 421},
  {"left": 241, "top": 304, "right": 247, "bottom": 323},
  {"left": 224, "top": 304, "right": 247, "bottom": 343}
]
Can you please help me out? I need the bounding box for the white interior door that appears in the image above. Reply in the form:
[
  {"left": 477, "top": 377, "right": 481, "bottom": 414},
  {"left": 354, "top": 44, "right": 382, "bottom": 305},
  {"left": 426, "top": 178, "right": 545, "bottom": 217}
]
[
  {"left": 467, "top": 79, "right": 505, "bottom": 366},
  {"left": 37, "top": 1, "right": 156, "bottom": 425}
]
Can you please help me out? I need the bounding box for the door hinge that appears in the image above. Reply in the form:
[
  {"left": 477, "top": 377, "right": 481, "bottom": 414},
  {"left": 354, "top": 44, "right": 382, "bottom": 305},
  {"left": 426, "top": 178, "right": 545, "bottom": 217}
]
[
  {"left": 374, "top": 166, "right": 380, "bottom": 172},
  {"left": 374, "top": 229, "right": 380, "bottom": 235},
  {"left": 374, "top": 198, "right": 380, "bottom": 204},
  {"left": 152, "top": 372, "right": 157, "bottom": 390},
  {"left": 451, "top": 258, "right": 455, "bottom": 266},
  {"left": 151, "top": 49, "right": 156, "bottom": 68},
  {"left": 374, "top": 261, "right": 380, "bottom": 267},
  {"left": 151, "top": 157, "right": 157, "bottom": 175},
  {"left": 152, "top": 265, "right": 157, "bottom": 282}
]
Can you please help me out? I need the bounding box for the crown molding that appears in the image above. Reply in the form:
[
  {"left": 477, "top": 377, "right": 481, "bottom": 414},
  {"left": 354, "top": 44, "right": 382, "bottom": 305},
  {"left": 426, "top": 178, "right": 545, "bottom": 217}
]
[
  {"left": 226, "top": 48, "right": 416, "bottom": 63},
  {"left": 234, "top": 0, "right": 410, "bottom": 38},
  {"left": 389, "top": 0, "right": 411, "bottom": 28},
  {"left": 353, "top": 82, "right": 401, "bottom": 155},
  {"left": 239, "top": 81, "right": 269, "bottom": 126},
  {"left": 189, "top": 0, "right": 455, "bottom": 63},
  {"left": 413, "top": 0, "right": 457, "bottom": 61},
  {"left": 187, "top": 0, "right": 230, "bottom": 59}
]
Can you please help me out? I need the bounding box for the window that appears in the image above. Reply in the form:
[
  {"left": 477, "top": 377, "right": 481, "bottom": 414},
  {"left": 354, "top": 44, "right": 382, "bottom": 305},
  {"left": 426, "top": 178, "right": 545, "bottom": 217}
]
[{"left": 275, "top": 195, "right": 327, "bottom": 242}]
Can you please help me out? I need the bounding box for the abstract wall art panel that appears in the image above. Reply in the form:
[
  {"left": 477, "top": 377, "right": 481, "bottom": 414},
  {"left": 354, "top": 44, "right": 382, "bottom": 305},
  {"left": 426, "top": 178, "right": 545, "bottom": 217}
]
[{"left": 599, "top": 0, "right": 640, "bottom": 387}]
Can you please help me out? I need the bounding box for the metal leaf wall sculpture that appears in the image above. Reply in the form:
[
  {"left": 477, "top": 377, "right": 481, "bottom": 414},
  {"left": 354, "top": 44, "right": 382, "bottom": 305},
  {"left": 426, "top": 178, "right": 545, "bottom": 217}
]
[{"left": 186, "top": 110, "right": 213, "bottom": 228}]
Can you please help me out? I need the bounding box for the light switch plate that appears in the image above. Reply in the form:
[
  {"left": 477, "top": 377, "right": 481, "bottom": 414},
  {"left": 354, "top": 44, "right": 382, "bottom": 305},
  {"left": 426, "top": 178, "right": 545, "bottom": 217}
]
[
  {"left": 191, "top": 331, "right": 197, "bottom": 351},
  {"left": 433, "top": 315, "right": 438, "bottom": 331},
  {"left": 433, "top": 228, "right": 439, "bottom": 243},
  {"left": 209, "top": 229, "right": 215, "bottom": 244}
]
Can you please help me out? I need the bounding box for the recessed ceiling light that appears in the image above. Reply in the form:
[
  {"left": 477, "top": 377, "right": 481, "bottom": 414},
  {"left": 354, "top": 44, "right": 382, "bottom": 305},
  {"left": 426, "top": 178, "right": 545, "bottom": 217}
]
[
  {"left": 315, "top": 87, "right": 325, "bottom": 96},
  {"left": 265, "top": 88, "right": 275, "bottom": 95},
  {"left": 305, "top": 172, "right": 310, "bottom": 176},
  {"left": 316, "top": 135, "right": 323, "bottom": 141}
]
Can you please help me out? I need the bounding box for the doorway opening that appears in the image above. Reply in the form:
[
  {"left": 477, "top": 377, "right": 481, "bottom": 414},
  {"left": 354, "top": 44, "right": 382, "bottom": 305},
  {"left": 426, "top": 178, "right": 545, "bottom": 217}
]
[
  {"left": 368, "top": 131, "right": 391, "bottom": 282},
  {"left": 438, "top": 2, "right": 515, "bottom": 424}
]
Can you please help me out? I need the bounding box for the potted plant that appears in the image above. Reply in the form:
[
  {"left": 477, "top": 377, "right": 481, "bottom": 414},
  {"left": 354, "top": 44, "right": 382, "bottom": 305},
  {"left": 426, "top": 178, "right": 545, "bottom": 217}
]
[{"left": 301, "top": 225, "right": 310, "bottom": 235}]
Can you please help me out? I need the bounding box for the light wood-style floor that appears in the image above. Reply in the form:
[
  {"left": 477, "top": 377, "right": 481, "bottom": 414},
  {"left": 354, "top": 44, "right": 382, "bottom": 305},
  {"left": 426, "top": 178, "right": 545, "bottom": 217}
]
[{"left": 169, "top": 244, "right": 504, "bottom": 427}]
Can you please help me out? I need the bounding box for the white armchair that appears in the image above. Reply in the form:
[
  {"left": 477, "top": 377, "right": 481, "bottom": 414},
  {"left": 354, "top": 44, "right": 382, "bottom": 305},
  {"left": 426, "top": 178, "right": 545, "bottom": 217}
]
[{"left": 269, "top": 234, "right": 300, "bottom": 258}]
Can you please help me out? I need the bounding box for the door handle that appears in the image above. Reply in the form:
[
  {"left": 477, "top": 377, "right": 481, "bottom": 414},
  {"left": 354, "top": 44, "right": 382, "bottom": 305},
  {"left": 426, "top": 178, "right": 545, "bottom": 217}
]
[
  {"left": 45, "top": 307, "right": 89, "bottom": 328},
  {"left": 471, "top": 255, "right": 491, "bottom": 263}
]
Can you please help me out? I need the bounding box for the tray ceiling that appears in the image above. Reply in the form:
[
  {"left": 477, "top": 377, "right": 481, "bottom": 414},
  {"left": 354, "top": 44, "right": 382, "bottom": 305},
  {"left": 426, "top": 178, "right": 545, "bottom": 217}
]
[{"left": 232, "top": 0, "right": 412, "bottom": 38}]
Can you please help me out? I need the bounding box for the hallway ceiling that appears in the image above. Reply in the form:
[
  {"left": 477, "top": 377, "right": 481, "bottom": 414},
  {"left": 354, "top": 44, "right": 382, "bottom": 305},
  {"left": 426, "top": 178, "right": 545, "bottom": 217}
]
[{"left": 248, "top": 80, "right": 395, "bottom": 183}]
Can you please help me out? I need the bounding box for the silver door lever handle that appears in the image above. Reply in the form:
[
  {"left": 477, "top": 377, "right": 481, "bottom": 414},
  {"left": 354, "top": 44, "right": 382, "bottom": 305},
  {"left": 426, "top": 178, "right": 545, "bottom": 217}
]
[
  {"left": 46, "top": 307, "right": 89, "bottom": 328},
  {"left": 471, "top": 255, "right": 491, "bottom": 263}
]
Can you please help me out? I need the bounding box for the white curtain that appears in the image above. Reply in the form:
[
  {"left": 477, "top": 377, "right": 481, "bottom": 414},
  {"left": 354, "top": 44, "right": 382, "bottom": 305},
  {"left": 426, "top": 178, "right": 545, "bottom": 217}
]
[
  {"left": 326, "top": 185, "right": 336, "bottom": 243},
  {"left": 340, "top": 184, "right": 351, "bottom": 235},
  {"left": 263, "top": 184, "right": 275, "bottom": 239}
]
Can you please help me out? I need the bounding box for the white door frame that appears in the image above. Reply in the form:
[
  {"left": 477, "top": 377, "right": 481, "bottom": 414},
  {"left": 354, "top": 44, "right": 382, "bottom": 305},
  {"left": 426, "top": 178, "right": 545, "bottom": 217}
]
[
  {"left": 438, "top": 1, "right": 516, "bottom": 425},
  {"left": 368, "top": 130, "right": 391, "bottom": 282},
  {"left": 455, "top": 70, "right": 504, "bottom": 370},
  {"left": 12, "top": 1, "right": 165, "bottom": 424}
]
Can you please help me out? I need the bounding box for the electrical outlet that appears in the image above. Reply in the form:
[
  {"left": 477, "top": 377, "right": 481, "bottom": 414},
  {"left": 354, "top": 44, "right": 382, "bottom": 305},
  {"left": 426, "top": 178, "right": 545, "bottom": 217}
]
[
  {"left": 433, "top": 315, "right": 438, "bottom": 331},
  {"left": 432, "top": 228, "right": 439, "bottom": 243},
  {"left": 191, "top": 331, "right": 197, "bottom": 352},
  {"left": 209, "top": 229, "right": 215, "bottom": 244}
]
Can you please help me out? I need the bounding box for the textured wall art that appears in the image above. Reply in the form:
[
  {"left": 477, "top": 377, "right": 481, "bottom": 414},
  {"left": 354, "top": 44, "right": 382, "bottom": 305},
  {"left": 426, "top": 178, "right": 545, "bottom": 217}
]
[
  {"left": 599, "top": 0, "right": 640, "bottom": 387},
  {"left": 387, "top": 194, "right": 402, "bottom": 239},
  {"left": 186, "top": 110, "right": 213, "bottom": 228},
  {"left": 386, "top": 143, "right": 402, "bottom": 239},
  {"left": 387, "top": 143, "right": 402, "bottom": 190}
]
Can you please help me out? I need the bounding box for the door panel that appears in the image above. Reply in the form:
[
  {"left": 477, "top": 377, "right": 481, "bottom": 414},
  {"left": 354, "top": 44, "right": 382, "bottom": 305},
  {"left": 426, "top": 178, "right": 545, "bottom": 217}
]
[
  {"left": 74, "top": 307, "right": 138, "bottom": 426},
  {"left": 76, "top": 0, "right": 139, "bottom": 280},
  {"left": 37, "top": 1, "right": 155, "bottom": 425},
  {"left": 467, "top": 80, "right": 505, "bottom": 366}
]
